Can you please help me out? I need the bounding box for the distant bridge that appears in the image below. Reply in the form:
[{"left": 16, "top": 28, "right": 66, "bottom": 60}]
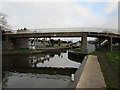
[{"left": 3, "top": 27, "right": 120, "bottom": 53}]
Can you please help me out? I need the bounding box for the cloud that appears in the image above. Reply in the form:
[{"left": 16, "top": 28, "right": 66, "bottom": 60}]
[
  {"left": 0, "top": 0, "right": 119, "bottom": 2},
  {"left": 0, "top": 2, "right": 92, "bottom": 29},
  {"left": 0, "top": 1, "right": 118, "bottom": 33},
  {"left": 104, "top": 2, "right": 118, "bottom": 13}
]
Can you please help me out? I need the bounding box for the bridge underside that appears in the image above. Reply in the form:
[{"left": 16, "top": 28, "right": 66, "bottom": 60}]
[
  {"left": 4, "top": 33, "right": 119, "bottom": 38},
  {"left": 3, "top": 32, "right": 120, "bottom": 53}
]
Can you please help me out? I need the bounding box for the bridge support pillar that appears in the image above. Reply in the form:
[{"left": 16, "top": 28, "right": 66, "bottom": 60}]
[
  {"left": 4, "top": 36, "right": 11, "bottom": 50},
  {"left": 109, "top": 37, "right": 113, "bottom": 51},
  {"left": 15, "top": 38, "right": 29, "bottom": 49},
  {"left": 81, "top": 35, "right": 87, "bottom": 54},
  {"left": 98, "top": 38, "right": 102, "bottom": 50}
]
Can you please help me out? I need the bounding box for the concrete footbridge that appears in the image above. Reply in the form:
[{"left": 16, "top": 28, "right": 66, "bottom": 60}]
[{"left": 3, "top": 27, "right": 120, "bottom": 53}]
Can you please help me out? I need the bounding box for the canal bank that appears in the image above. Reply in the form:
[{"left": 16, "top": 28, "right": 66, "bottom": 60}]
[
  {"left": 68, "top": 55, "right": 106, "bottom": 88},
  {"left": 2, "top": 47, "right": 71, "bottom": 55},
  {"left": 68, "top": 50, "right": 86, "bottom": 63}
]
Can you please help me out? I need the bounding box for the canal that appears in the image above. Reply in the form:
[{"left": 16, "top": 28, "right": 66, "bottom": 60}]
[{"left": 2, "top": 50, "right": 81, "bottom": 88}]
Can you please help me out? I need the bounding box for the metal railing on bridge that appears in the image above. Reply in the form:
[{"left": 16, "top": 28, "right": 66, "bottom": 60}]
[{"left": 4, "top": 27, "right": 118, "bottom": 34}]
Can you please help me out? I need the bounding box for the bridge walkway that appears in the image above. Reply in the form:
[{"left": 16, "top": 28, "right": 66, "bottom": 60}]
[{"left": 76, "top": 55, "right": 106, "bottom": 88}]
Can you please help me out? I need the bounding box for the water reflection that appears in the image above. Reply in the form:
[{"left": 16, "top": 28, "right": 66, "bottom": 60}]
[
  {"left": 3, "top": 51, "right": 80, "bottom": 69},
  {"left": 2, "top": 50, "right": 81, "bottom": 88}
]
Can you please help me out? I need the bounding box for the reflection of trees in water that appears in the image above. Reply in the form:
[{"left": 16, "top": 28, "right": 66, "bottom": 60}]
[
  {"left": 58, "top": 53, "right": 61, "bottom": 57},
  {"left": 3, "top": 51, "right": 67, "bottom": 71},
  {"left": 29, "top": 54, "right": 51, "bottom": 68},
  {"left": 3, "top": 51, "right": 64, "bottom": 70},
  {"left": 61, "top": 54, "right": 63, "bottom": 58},
  {"left": 47, "top": 58, "right": 50, "bottom": 61},
  {"left": 49, "top": 52, "right": 63, "bottom": 57},
  {"left": 50, "top": 53, "right": 55, "bottom": 58},
  {"left": 2, "top": 74, "right": 8, "bottom": 88},
  {"left": 2, "top": 72, "right": 13, "bottom": 88},
  {"left": 29, "top": 51, "right": 65, "bottom": 67}
]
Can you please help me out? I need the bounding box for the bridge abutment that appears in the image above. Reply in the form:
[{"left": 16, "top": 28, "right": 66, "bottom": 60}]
[
  {"left": 15, "top": 38, "right": 29, "bottom": 49},
  {"left": 81, "top": 34, "right": 88, "bottom": 54},
  {"left": 108, "top": 37, "right": 113, "bottom": 51},
  {"left": 4, "top": 36, "right": 11, "bottom": 50},
  {"left": 98, "top": 38, "right": 102, "bottom": 50}
]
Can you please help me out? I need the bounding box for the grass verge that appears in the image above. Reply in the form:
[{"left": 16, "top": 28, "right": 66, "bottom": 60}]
[
  {"left": 2, "top": 49, "right": 42, "bottom": 55},
  {"left": 89, "top": 50, "right": 118, "bottom": 88},
  {"left": 89, "top": 50, "right": 100, "bottom": 55},
  {"left": 106, "top": 50, "right": 120, "bottom": 76},
  {"left": 73, "top": 49, "right": 82, "bottom": 53},
  {"left": 98, "top": 57, "right": 116, "bottom": 88},
  {"left": 37, "top": 46, "right": 67, "bottom": 49}
]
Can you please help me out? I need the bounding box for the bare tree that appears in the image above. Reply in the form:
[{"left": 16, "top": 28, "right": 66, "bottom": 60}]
[
  {"left": 0, "top": 12, "right": 11, "bottom": 41},
  {"left": 0, "top": 12, "right": 10, "bottom": 31}
]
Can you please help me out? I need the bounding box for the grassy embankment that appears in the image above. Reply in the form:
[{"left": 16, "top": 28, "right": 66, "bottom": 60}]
[
  {"left": 72, "top": 49, "right": 83, "bottom": 53},
  {"left": 89, "top": 50, "right": 119, "bottom": 88},
  {"left": 89, "top": 51, "right": 100, "bottom": 55},
  {"left": 2, "top": 46, "right": 67, "bottom": 55},
  {"left": 37, "top": 46, "right": 67, "bottom": 49},
  {"left": 106, "top": 51, "right": 120, "bottom": 76},
  {"left": 2, "top": 49, "right": 42, "bottom": 55}
]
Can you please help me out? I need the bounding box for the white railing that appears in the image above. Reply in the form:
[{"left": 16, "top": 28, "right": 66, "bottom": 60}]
[{"left": 4, "top": 27, "right": 118, "bottom": 34}]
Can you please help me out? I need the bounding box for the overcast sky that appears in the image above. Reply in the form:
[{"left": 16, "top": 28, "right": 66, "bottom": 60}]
[{"left": 0, "top": 0, "right": 118, "bottom": 33}]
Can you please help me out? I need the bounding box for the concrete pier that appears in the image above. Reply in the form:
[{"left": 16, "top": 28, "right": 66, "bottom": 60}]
[
  {"left": 109, "top": 37, "right": 113, "bottom": 51},
  {"left": 81, "top": 35, "right": 87, "bottom": 54},
  {"left": 76, "top": 55, "right": 106, "bottom": 88},
  {"left": 4, "top": 36, "right": 10, "bottom": 50},
  {"left": 15, "top": 38, "right": 29, "bottom": 49}
]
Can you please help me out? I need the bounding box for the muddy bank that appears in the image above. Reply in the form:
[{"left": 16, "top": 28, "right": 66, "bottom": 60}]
[{"left": 3, "top": 67, "right": 77, "bottom": 76}]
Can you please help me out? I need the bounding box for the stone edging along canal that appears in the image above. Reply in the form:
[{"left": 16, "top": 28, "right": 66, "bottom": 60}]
[
  {"left": 68, "top": 54, "right": 88, "bottom": 88},
  {"left": 68, "top": 54, "right": 106, "bottom": 88},
  {"left": 2, "top": 47, "right": 71, "bottom": 55},
  {"left": 68, "top": 50, "right": 86, "bottom": 63}
]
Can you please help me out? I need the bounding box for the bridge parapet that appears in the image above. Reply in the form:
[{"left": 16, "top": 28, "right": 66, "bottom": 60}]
[{"left": 4, "top": 27, "right": 118, "bottom": 34}]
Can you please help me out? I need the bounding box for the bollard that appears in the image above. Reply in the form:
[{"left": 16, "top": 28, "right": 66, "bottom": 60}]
[{"left": 71, "top": 74, "right": 74, "bottom": 82}]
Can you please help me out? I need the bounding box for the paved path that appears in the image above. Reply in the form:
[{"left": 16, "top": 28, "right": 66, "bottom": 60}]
[{"left": 76, "top": 55, "right": 106, "bottom": 88}]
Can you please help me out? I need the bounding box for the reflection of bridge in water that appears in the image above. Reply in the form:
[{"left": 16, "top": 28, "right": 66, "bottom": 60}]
[{"left": 3, "top": 27, "right": 120, "bottom": 53}]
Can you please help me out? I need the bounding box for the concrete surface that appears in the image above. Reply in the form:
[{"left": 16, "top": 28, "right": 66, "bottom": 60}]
[
  {"left": 0, "top": 82, "right": 2, "bottom": 90},
  {"left": 68, "top": 56, "right": 88, "bottom": 88},
  {"left": 76, "top": 55, "right": 106, "bottom": 88}
]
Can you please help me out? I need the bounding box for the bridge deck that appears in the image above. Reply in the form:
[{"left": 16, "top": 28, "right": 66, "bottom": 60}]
[{"left": 4, "top": 32, "right": 120, "bottom": 38}]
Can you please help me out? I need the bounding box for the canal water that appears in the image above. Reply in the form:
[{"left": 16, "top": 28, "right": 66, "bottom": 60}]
[{"left": 2, "top": 50, "right": 81, "bottom": 88}]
